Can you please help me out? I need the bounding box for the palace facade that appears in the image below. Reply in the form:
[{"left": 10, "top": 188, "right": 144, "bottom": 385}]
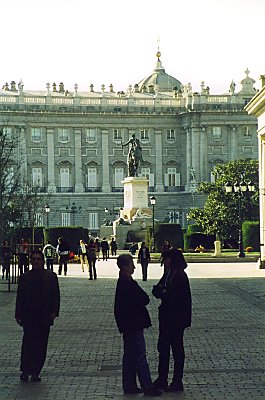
[{"left": 1, "top": 52, "right": 258, "bottom": 235}]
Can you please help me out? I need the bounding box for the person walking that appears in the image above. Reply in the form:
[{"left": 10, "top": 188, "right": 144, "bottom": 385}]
[
  {"left": 114, "top": 254, "right": 161, "bottom": 397},
  {"left": 15, "top": 249, "right": 60, "bottom": 382},
  {"left": 159, "top": 240, "right": 172, "bottom": 273},
  {"left": 43, "top": 241, "right": 56, "bottom": 271},
  {"left": 110, "top": 237, "right": 118, "bottom": 256},
  {"left": 138, "top": 242, "right": 151, "bottom": 281},
  {"left": 87, "top": 239, "right": 97, "bottom": 280},
  {"left": 18, "top": 239, "right": 29, "bottom": 275},
  {"left": 1, "top": 240, "right": 12, "bottom": 279},
  {"left": 101, "top": 237, "right": 109, "bottom": 261},
  {"left": 56, "top": 237, "right": 70, "bottom": 276},
  {"left": 152, "top": 248, "right": 192, "bottom": 393},
  {"left": 78, "top": 240, "right": 89, "bottom": 272},
  {"left": 95, "top": 238, "right": 101, "bottom": 260}
]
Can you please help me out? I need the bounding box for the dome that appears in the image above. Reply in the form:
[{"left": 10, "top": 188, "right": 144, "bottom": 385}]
[{"left": 137, "top": 52, "right": 182, "bottom": 93}]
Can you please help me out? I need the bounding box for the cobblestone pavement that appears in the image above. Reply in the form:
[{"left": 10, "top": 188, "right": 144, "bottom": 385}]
[{"left": 0, "top": 260, "right": 265, "bottom": 400}]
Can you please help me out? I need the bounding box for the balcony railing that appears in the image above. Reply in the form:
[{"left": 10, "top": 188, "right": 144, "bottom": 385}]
[
  {"left": 85, "top": 187, "right": 101, "bottom": 192},
  {"left": 164, "top": 186, "right": 185, "bottom": 192},
  {"left": 57, "top": 187, "right": 74, "bottom": 193}
]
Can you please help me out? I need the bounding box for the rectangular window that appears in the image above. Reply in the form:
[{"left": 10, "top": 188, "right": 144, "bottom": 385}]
[
  {"left": 32, "top": 167, "right": 43, "bottom": 187},
  {"left": 86, "top": 128, "right": 97, "bottom": 142},
  {"left": 140, "top": 129, "right": 149, "bottom": 142},
  {"left": 165, "top": 168, "right": 180, "bottom": 187},
  {"left": 140, "top": 168, "right": 154, "bottom": 187},
  {"left": 58, "top": 128, "right": 69, "bottom": 143},
  {"left": 62, "top": 213, "right": 70, "bottom": 227},
  {"left": 166, "top": 129, "right": 175, "bottom": 141},
  {"left": 212, "top": 127, "right": 222, "bottom": 141},
  {"left": 31, "top": 127, "right": 42, "bottom": 142},
  {"left": 60, "top": 168, "right": 70, "bottom": 187},
  {"left": 243, "top": 127, "right": 252, "bottom": 140},
  {"left": 88, "top": 212, "right": 98, "bottom": 229},
  {"left": 87, "top": 167, "right": 97, "bottom": 187},
  {"left": 35, "top": 213, "right": 43, "bottom": 227},
  {"left": 113, "top": 129, "right": 122, "bottom": 143},
  {"left": 114, "top": 168, "right": 124, "bottom": 187}
]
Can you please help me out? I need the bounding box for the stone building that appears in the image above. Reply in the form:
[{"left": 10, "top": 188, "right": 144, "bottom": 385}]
[{"left": 0, "top": 52, "right": 258, "bottom": 236}]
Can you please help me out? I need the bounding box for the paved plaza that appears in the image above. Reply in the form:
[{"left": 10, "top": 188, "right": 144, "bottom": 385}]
[{"left": 0, "top": 259, "right": 265, "bottom": 400}]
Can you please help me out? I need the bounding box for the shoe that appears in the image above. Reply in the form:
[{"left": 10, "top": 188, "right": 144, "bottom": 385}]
[
  {"left": 20, "top": 373, "right": 29, "bottom": 382},
  {"left": 89, "top": 278, "right": 93, "bottom": 280},
  {"left": 143, "top": 388, "right": 162, "bottom": 397},
  {"left": 124, "top": 387, "right": 143, "bottom": 394},
  {"left": 31, "top": 375, "right": 41, "bottom": 382},
  {"left": 153, "top": 378, "right": 168, "bottom": 391},
  {"left": 166, "top": 381, "right": 184, "bottom": 392}
]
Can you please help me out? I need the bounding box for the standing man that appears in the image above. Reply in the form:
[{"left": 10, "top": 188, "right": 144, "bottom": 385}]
[
  {"left": 15, "top": 249, "right": 60, "bottom": 382},
  {"left": 43, "top": 240, "right": 56, "bottom": 271},
  {"left": 18, "top": 239, "right": 29, "bottom": 275},
  {"left": 56, "top": 237, "right": 70, "bottom": 276},
  {"left": 138, "top": 241, "right": 151, "bottom": 281},
  {"left": 152, "top": 248, "right": 192, "bottom": 393},
  {"left": 110, "top": 237, "right": 118, "bottom": 256},
  {"left": 114, "top": 254, "right": 161, "bottom": 397},
  {"left": 101, "top": 237, "right": 109, "bottom": 261}
]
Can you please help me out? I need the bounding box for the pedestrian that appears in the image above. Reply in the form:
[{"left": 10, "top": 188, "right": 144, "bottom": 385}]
[
  {"left": 138, "top": 241, "right": 151, "bottom": 281},
  {"left": 159, "top": 240, "right": 172, "bottom": 273},
  {"left": 1, "top": 240, "right": 12, "bottom": 279},
  {"left": 101, "top": 237, "right": 109, "bottom": 261},
  {"left": 152, "top": 248, "right": 192, "bottom": 393},
  {"left": 78, "top": 239, "right": 89, "bottom": 272},
  {"left": 95, "top": 238, "right": 101, "bottom": 260},
  {"left": 87, "top": 239, "right": 97, "bottom": 280},
  {"left": 15, "top": 249, "right": 60, "bottom": 382},
  {"left": 110, "top": 237, "right": 118, "bottom": 256},
  {"left": 56, "top": 237, "right": 70, "bottom": 276},
  {"left": 43, "top": 241, "right": 56, "bottom": 271},
  {"left": 18, "top": 239, "right": 29, "bottom": 275},
  {"left": 114, "top": 254, "right": 161, "bottom": 397}
]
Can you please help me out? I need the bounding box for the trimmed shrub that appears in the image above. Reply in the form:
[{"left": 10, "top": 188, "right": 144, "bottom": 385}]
[
  {"left": 242, "top": 221, "right": 259, "bottom": 251},
  {"left": 44, "top": 227, "right": 85, "bottom": 253},
  {"left": 185, "top": 232, "right": 215, "bottom": 250},
  {"left": 187, "top": 224, "right": 202, "bottom": 235},
  {"left": 149, "top": 223, "right": 184, "bottom": 252}
]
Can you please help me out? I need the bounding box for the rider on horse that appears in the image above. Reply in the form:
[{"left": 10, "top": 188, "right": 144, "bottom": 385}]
[{"left": 122, "top": 134, "right": 143, "bottom": 177}]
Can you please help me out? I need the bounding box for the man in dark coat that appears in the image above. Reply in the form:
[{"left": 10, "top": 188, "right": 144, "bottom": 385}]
[
  {"left": 152, "top": 248, "right": 192, "bottom": 393},
  {"left": 15, "top": 250, "right": 60, "bottom": 382},
  {"left": 114, "top": 254, "right": 161, "bottom": 397}
]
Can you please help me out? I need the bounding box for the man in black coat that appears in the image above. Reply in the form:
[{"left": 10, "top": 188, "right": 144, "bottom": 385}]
[
  {"left": 152, "top": 248, "right": 192, "bottom": 393},
  {"left": 15, "top": 250, "right": 60, "bottom": 382},
  {"left": 114, "top": 254, "right": 161, "bottom": 397}
]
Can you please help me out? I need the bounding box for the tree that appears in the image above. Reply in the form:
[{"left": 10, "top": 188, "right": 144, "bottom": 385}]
[
  {"left": 0, "top": 127, "right": 23, "bottom": 242},
  {"left": 187, "top": 159, "right": 259, "bottom": 244}
]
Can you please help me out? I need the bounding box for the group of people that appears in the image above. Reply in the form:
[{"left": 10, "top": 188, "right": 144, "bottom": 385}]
[
  {"left": 14, "top": 240, "right": 192, "bottom": 397},
  {"left": 114, "top": 249, "right": 192, "bottom": 396}
]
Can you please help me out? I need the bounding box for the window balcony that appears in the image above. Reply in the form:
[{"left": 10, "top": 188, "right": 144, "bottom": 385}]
[
  {"left": 112, "top": 187, "right": 124, "bottom": 192},
  {"left": 57, "top": 187, "right": 74, "bottom": 193},
  {"left": 85, "top": 187, "right": 101, "bottom": 192},
  {"left": 164, "top": 186, "right": 185, "bottom": 192}
]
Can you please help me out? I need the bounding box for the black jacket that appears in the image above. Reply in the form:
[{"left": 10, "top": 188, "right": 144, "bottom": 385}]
[
  {"left": 152, "top": 268, "right": 192, "bottom": 329},
  {"left": 15, "top": 269, "right": 60, "bottom": 327},
  {"left": 114, "top": 275, "right": 151, "bottom": 333}
]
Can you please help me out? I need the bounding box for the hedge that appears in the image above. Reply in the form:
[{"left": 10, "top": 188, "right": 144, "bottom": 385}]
[
  {"left": 242, "top": 221, "right": 260, "bottom": 251},
  {"left": 147, "top": 223, "right": 184, "bottom": 252},
  {"left": 184, "top": 232, "right": 215, "bottom": 250}
]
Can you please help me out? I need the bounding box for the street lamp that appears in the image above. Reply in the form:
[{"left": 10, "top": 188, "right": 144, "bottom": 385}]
[
  {"left": 150, "top": 195, "right": 156, "bottom": 252},
  {"left": 66, "top": 202, "right": 82, "bottom": 226},
  {"left": 45, "top": 204, "right": 50, "bottom": 227},
  {"left": 225, "top": 180, "right": 255, "bottom": 257}
]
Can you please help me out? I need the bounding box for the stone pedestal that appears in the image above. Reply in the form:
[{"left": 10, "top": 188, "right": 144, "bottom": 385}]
[
  {"left": 120, "top": 177, "right": 152, "bottom": 221},
  {"left": 214, "top": 240, "right": 221, "bottom": 257}
]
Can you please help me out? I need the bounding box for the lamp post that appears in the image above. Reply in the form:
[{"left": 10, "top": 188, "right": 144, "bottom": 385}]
[
  {"left": 66, "top": 202, "right": 81, "bottom": 226},
  {"left": 225, "top": 180, "right": 255, "bottom": 258},
  {"left": 45, "top": 204, "right": 50, "bottom": 227},
  {"left": 150, "top": 195, "right": 156, "bottom": 252}
]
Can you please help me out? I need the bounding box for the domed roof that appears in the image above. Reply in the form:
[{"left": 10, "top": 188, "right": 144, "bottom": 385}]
[{"left": 137, "top": 51, "right": 182, "bottom": 93}]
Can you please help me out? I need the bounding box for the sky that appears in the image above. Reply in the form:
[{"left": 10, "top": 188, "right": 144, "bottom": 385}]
[{"left": 0, "top": 0, "right": 264, "bottom": 94}]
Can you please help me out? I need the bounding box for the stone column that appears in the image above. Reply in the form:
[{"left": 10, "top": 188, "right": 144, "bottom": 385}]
[
  {"left": 200, "top": 126, "right": 207, "bottom": 181},
  {"left": 155, "top": 130, "right": 164, "bottom": 191},
  {"left": 18, "top": 126, "right": 27, "bottom": 181},
  {"left": 259, "top": 134, "right": 265, "bottom": 266},
  {"left": 74, "top": 128, "right": 84, "bottom": 192},
  {"left": 191, "top": 126, "right": 201, "bottom": 181},
  {"left": 46, "top": 129, "right": 56, "bottom": 192},
  {"left": 101, "top": 129, "right": 110, "bottom": 192},
  {"left": 186, "top": 127, "right": 191, "bottom": 183},
  {"left": 230, "top": 126, "right": 237, "bottom": 160}
]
